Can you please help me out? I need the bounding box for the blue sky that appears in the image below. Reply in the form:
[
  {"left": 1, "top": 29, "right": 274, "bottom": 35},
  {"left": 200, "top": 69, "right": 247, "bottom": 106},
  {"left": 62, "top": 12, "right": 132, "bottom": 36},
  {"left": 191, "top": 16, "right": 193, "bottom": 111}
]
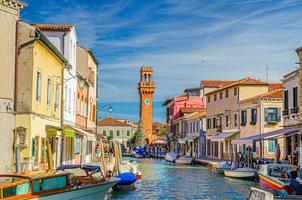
[{"left": 21, "top": 0, "right": 302, "bottom": 122}]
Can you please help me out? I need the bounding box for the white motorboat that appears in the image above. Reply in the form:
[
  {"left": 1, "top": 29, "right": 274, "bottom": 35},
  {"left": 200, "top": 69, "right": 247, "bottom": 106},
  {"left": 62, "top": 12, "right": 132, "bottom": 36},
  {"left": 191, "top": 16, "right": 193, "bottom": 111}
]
[
  {"left": 165, "top": 152, "right": 178, "bottom": 162},
  {"left": 224, "top": 167, "right": 257, "bottom": 179},
  {"left": 175, "top": 156, "right": 193, "bottom": 165},
  {"left": 212, "top": 161, "right": 231, "bottom": 174}
]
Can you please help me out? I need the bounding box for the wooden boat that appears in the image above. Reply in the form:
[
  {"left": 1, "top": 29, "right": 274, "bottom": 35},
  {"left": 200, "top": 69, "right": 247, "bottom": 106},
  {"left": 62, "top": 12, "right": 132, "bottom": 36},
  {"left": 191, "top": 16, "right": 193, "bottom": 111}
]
[
  {"left": 212, "top": 161, "right": 231, "bottom": 174},
  {"left": 175, "top": 156, "right": 193, "bottom": 165},
  {"left": 224, "top": 167, "right": 257, "bottom": 179},
  {"left": 164, "top": 152, "right": 178, "bottom": 162},
  {"left": 258, "top": 164, "right": 294, "bottom": 194},
  {"left": 248, "top": 187, "right": 302, "bottom": 200},
  {"left": 0, "top": 165, "right": 120, "bottom": 200}
]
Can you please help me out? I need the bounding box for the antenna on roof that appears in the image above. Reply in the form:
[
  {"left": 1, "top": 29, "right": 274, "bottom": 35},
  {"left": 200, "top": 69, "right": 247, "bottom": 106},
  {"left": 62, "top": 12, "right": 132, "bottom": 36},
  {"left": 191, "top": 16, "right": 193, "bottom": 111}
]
[{"left": 266, "top": 65, "right": 269, "bottom": 82}]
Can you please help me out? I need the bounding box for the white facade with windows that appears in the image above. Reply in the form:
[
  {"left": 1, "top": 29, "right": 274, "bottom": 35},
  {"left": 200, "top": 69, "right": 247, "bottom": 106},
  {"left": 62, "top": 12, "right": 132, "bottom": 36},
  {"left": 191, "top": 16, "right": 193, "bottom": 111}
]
[{"left": 282, "top": 69, "right": 299, "bottom": 127}]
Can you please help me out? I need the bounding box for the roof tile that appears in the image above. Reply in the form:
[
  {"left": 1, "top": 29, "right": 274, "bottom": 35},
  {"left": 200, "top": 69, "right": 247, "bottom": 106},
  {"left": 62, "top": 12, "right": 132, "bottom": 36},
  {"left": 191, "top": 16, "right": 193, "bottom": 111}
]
[
  {"left": 97, "top": 118, "right": 132, "bottom": 127},
  {"left": 32, "top": 24, "right": 74, "bottom": 32}
]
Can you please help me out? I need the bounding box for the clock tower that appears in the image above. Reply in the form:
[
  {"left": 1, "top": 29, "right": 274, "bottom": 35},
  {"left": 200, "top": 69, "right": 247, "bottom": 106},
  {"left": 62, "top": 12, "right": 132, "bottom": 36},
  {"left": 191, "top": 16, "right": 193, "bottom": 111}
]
[{"left": 138, "top": 66, "right": 155, "bottom": 144}]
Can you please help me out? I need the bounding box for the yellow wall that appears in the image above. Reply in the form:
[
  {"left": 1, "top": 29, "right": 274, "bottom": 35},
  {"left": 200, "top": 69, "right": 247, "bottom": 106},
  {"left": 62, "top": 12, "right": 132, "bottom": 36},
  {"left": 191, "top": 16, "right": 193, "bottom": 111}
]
[{"left": 32, "top": 41, "right": 64, "bottom": 119}]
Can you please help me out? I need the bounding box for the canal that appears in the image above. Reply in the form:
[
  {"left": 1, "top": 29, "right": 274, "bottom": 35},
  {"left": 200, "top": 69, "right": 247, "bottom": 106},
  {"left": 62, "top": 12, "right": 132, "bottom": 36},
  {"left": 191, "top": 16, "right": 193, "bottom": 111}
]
[{"left": 106, "top": 158, "right": 258, "bottom": 200}]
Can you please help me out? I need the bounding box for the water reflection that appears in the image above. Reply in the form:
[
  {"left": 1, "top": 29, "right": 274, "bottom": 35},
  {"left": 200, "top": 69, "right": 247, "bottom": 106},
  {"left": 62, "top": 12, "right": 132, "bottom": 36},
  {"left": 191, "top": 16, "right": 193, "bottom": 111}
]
[{"left": 106, "top": 158, "right": 257, "bottom": 200}]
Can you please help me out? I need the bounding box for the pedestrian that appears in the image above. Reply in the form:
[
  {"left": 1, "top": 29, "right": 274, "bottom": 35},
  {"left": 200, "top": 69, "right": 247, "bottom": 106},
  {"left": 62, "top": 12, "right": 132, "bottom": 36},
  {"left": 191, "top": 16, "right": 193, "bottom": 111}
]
[{"left": 95, "top": 143, "right": 100, "bottom": 162}]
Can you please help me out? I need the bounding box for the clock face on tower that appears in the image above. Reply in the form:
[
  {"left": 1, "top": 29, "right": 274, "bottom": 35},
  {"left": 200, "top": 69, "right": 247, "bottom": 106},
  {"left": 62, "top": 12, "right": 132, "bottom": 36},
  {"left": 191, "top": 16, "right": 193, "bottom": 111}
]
[{"left": 144, "top": 98, "right": 151, "bottom": 106}]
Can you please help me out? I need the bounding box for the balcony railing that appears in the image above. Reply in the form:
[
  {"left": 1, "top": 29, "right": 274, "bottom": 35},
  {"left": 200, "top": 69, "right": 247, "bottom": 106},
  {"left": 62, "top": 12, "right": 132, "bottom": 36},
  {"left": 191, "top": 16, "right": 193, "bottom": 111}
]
[
  {"left": 282, "top": 109, "right": 289, "bottom": 116},
  {"left": 291, "top": 107, "right": 299, "bottom": 114}
]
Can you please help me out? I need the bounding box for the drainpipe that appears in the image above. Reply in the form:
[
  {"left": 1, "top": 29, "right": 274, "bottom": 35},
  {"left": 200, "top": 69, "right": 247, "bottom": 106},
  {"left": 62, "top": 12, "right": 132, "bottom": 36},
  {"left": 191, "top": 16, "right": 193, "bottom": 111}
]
[{"left": 60, "top": 65, "right": 65, "bottom": 166}]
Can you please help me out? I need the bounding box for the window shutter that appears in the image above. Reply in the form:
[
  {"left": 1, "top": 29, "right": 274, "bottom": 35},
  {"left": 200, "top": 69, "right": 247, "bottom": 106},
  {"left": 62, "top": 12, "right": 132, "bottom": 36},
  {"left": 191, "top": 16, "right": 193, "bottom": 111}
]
[
  {"left": 264, "top": 108, "right": 268, "bottom": 122},
  {"left": 32, "top": 138, "right": 36, "bottom": 157}
]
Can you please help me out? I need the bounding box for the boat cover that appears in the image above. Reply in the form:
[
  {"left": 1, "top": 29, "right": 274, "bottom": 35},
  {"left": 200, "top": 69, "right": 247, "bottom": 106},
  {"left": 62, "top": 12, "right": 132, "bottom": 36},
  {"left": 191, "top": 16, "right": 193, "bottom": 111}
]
[
  {"left": 57, "top": 165, "right": 101, "bottom": 172},
  {"left": 115, "top": 172, "right": 137, "bottom": 185}
]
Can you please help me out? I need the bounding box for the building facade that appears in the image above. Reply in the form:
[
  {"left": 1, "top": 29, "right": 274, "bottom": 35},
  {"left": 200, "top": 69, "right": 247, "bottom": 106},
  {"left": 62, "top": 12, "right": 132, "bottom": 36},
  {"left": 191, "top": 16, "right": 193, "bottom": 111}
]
[
  {"left": 0, "top": 0, "right": 25, "bottom": 173},
  {"left": 16, "top": 21, "right": 66, "bottom": 170},
  {"left": 32, "top": 24, "right": 78, "bottom": 165},
  {"left": 206, "top": 77, "right": 269, "bottom": 160},
  {"left": 97, "top": 118, "right": 136, "bottom": 147},
  {"left": 138, "top": 66, "right": 155, "bottom": 144},
  {"left": 233, "top": 89, "right": 284, "bottom": 159}
]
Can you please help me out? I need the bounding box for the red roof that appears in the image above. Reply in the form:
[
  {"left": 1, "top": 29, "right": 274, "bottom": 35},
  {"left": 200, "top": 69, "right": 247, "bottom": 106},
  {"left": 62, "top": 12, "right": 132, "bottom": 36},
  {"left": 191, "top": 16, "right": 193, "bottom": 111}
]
[
  {"left": 268, "top": 83, "right": 283, "bottom": 92},
  {"left": 200, "top": 80, "right": 237, "bottom": 88},
  {"left": 241, "top": 89, "right": 283, "bottom": 103},
  {"left": 32, "top": 24, "right": 74, "bottom": 32},
  {"left": 97, "top": 118, "right": 132, "bottom": 127},
  {"left": 206, "top": 77, "right": 268, "bottom": 95}
]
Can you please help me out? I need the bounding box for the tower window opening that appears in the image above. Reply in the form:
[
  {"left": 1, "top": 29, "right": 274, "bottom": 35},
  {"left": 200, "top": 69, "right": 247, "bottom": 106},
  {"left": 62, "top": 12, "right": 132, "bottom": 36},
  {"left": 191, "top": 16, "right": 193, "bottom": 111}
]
[{"left": 144, "top": 74, "right": 149, "bottom": 82}]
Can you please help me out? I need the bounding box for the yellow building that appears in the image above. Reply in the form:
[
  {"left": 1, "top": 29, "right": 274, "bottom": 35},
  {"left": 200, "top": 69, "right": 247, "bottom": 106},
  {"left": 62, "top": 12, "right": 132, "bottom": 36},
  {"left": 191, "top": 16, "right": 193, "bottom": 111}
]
[{"left": 15, "top": 21, "right": 68, "bottom": 171}]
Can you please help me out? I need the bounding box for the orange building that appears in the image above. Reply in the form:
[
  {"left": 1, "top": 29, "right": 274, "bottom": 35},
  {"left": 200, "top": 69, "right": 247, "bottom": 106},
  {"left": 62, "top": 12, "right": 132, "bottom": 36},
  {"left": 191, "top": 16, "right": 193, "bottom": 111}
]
[{"left": 138, "top": 66, "right": 155, "bottom": 144}]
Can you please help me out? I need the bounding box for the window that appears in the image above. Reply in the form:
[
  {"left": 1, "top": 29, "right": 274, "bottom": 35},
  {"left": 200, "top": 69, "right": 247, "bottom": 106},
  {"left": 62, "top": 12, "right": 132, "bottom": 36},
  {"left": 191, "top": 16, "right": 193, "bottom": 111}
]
[
  {"left": 241, "top": 110, "right": 247, "bottom": 125},
  {"left": 268, "top": 140, "right": 276, "bottom": 153},
  {"left": 251, "top": 108, "right": 257, "bottom": 124},
  {"left": 36, "top": 71, "right": 42, "bottom": 102},
  {"left": 213, "top": 118, "right": 217, "bottom": 128},
  {"left": 234, "top": 87, "right": 238, "bottom": 96},
  {"left": 103, "top": 130, "right": 106, "bottom": 136},
  {"left": 265, "top": 108, "right": 281, "bottom": 122},
  {"left": 284, "top": 90, "right": 288, "bottom": 110},
  {"left": 75, "top": 136, "right": 81, "bottom": 154},
  {"left": 109, "top": 130, "right": 113, "bottom": 138},
  {"left": 55, "top": 84, "right": 59, "bottom": 111},
  {"left": 293, "top": 87, "right": 298, "bottom": 108},
  {"left": 47, "top": 78, "right": 51, "bottom": 105},
  {"left": 225, "top": 90, "right": 229, "bottom": 98},
  {"left": 226, "top": 115, "right": 229, "bottom": 127},
  {"left": 234, "top": 113, "right": 238, "bottom": 127},
  {"left": 207, "top": 95, "right": 211, "bottom": 103},
  {"left": 116, "top": 130, "right": 120, "bottom": 136},
  {"left": 127, "top": 130, "right": 130, "bottom": 137},
  {"left": 220, "top": 92, "right": 223, "bottom": 99},
  {"left": 207, "top": 118, "right": 211, "bottom": 129},
  {"left": 214, "top": 94, "right": 217, "bottom": 101}
]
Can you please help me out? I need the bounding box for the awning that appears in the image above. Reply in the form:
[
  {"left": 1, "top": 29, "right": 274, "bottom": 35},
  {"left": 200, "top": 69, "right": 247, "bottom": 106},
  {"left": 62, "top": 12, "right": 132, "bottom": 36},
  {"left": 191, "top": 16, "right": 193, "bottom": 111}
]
[
  {"left": 72, "top": 127, "right": 97, "bottom": 141},
  {"left": 45, "top": 125, "right": 62, "bottom": 137},
  {"left": 231, "top": 128, "right": 300, "bottom": 145},
  {"left": 64, "top": 129, "right": 75, "bottom": 137},
  {"left": 178, "top": 136, "right": 198, "bottom": 143},
  {"left": 211, "top": 132, "right": 238, "bottom": 142}
]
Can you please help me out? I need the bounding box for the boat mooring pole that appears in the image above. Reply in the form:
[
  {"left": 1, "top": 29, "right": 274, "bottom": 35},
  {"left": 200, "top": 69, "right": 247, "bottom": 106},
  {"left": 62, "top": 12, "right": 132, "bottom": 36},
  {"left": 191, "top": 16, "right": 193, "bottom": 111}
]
[{"left": 100, "top": 140, "right": 107, "bottom": 177}]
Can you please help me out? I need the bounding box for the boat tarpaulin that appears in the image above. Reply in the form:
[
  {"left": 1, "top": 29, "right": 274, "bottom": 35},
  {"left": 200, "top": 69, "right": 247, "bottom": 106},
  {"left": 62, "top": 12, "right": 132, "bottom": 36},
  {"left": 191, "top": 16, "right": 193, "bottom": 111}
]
[
  {"left": 231, "top": 128, "right": 300, "bottom": 145},
  {"left": 211, "top": 132, "right": 237, "bottom": 142},
  {"left": 57, "top": 165, "right": 101, "bottom": 172}
]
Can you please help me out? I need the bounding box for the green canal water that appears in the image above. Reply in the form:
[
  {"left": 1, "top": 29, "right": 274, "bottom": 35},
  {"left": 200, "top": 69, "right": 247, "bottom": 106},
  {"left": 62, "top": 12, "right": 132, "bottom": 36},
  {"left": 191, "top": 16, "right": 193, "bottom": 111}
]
[{"left": 106, "top": 158, "right": 258, "bottom": 200}]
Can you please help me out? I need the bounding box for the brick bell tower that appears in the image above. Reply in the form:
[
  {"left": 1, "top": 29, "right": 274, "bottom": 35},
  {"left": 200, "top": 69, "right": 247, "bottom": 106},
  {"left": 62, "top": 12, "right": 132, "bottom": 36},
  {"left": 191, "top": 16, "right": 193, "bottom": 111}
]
[{"left": 138, "top": 66, "right": 155, "bottom": 144}]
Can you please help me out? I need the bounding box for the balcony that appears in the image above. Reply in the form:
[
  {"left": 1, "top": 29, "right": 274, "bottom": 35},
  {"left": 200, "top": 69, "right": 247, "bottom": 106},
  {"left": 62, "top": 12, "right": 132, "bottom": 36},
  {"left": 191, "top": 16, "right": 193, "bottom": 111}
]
[
  {"left": 291, "top": 107, "right": 299, "bottom": 114},
  {"left": 282, "top": 109, "right": 289, "bottom": 116}
]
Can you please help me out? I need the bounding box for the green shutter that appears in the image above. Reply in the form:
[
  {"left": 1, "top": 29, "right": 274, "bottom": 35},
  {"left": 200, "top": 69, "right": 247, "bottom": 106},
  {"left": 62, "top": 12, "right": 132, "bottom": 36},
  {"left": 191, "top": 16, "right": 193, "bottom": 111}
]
[{"left": 32, "top": 138, "right": 36, "bottom": 158}]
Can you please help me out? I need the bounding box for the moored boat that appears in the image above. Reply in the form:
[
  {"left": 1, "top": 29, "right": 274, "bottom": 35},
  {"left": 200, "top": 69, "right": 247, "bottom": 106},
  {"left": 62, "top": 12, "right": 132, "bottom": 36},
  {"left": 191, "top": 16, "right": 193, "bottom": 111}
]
[
  {"left": 258, "top": 164, "right": 294, "bottom": 194},
  {"left": 0, "top": 165, "right": 120, "bottom": 200},
  {"left": 224, "top": 167, "right": 257, "bottom": 179},
  {"left": 165, "top": 152, "right": 178, "bottom": 162},
  {"left": 175, "top": 156, "right": 193, "bottom": 165},
  {"left": 213, "top": 161, "right": 231, "bottom": 174}
]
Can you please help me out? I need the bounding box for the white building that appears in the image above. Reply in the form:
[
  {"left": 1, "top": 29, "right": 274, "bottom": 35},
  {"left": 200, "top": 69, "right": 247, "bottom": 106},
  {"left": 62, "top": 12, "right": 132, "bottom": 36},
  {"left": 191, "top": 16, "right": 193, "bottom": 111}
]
[
  {"left": 32, "top": 24, "right": 78, "bottom": 164},
  {"left": 282, "top": 68, "right": 299, "bottom": 127},
  {"left": 97, "top": 118, "right": 137, "bottom": 148}
]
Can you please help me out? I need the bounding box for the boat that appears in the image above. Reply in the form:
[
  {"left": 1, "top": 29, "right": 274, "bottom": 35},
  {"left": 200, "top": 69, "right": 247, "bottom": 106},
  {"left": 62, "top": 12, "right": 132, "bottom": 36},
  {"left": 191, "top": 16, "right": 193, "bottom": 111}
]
[
  {"left": 224, "top": 167, "right": 257, "bottom": 179},
  {"left": 212, "top": 161, "right": 231, "bottom": 174},
  {"left": 175, "top": 156, "right": 193, "bottom": 165},
  {"left": 0, "top": 165, "right": 120, "bottom": 200},
  {"left": 165, "top": 152, "right": 178, "bottom": 162},
  {"left": 113, "top": 172, "right": 137, "bottom": 191},
  {"left": 135, "top": 147, "right": 149, "bottom": 158},
  {"left": 258, "top": 164, "right": 294, "bottom": 194},
  {"left": 248, "top": 187, "right": 302, "bottom": 200}
]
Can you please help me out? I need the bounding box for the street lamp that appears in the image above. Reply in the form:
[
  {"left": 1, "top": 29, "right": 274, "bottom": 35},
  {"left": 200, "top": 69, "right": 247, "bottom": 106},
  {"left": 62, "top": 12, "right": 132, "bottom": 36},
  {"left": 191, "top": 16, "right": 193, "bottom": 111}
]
[{"left": 108, "top": 105, "right": 113, "bottom": 114}]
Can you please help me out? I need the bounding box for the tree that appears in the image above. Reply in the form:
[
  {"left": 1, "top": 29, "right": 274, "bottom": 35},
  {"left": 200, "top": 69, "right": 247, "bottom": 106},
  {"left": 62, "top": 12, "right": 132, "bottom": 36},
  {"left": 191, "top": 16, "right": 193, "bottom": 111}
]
[{"left": 130, "top": 121, "right": 145, "bottom": 146}]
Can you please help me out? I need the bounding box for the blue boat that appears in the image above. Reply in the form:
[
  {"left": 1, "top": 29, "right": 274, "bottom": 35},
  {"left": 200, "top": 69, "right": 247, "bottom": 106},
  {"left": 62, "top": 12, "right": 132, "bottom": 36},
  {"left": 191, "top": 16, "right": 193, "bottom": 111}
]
[
  {"left": 135, "top": 147, "right": 149, "bottom": 158},
  {"left": 113, "top": 172, "right": 137, "bottom": 191}
]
